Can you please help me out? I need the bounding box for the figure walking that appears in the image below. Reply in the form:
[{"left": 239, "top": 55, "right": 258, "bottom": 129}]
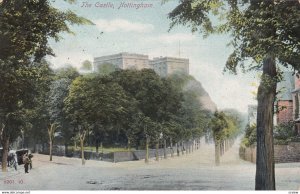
[
  {"left": 28, "top": 153, "right": 33, "bottom": 170},
  {"left": 8, "top": 150, "right": 18, "bottom": 170},
  {"left": 23, "top": 153, "right": 29, "bottom": 173}
]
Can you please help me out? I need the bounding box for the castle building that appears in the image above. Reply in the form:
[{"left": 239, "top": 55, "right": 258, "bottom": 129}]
[
  {"left": 149, "top": 57, "right": 189, "bottom": 77},
  {"left": 94, "top": 52, "right": 150, "bottom": 71},
  {"left": 93, "top": 53, "right": 189, "bottom": 77}
]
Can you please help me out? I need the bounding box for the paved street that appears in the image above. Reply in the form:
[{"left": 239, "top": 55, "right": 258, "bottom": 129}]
[{"left": 1, "top": 139, "right": 299, "bottom": 190}]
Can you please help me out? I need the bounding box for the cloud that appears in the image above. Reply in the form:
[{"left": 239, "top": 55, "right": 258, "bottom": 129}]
[
  {"left": 145, "top": 33, "right": 196, "bottom": 44},
  {"left": 94, "top": 19, "right": 154, "bottom": 33}
]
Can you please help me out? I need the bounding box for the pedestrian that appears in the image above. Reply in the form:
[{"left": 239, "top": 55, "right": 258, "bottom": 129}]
[
  {"left": 23, "top": 153, "right": 29, "bottom": 173},
  {"left": 8, "top": 150, "right": 17, "bottom": 170},
  {"left": 28, "top": 153, "right": 33, "bottom": 170}
]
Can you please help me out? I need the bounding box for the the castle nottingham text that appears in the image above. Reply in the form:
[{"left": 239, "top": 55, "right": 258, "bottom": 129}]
[
  {"left": 118, "top": 2, "right": 153, "bottom": 9},
  {"left": 80, "top": 1, "right": 154, "bottom": 9}
]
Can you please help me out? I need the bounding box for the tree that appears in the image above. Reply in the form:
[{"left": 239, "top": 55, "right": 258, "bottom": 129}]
[
  {"left": 26, "top": 61, "right": 54, "bottom": 153},
  {"left": 210, "top": 111, "right": 228, "bottom": 166},
  {"left": 64, "top": 74, "right": 133, "bottom": 164},
  {"left": 0, "top": 0, "right": 92, "bottom": 171},
  {"left": 167, "top": 74, "right": 212, "bottom": 153},
  {"left": 54, "top": 66, "right": 80, "bottom": 81},
  {"left": 242, "top": 124, "right": 257, "bottom": 147},
  {"left": 96, "top": 63, "right": 117, "bottom": 76},
  {"left": 53, "top": 67, "right": 80, "bottom": 155},
  {"left": 80, "top": 60, "right": 93, "bottom": 71},
  {"left": 168, "top": 0, "right": 300, "bottom": 190},
  {"left": 64, "top": 76, "right": 90, "bottom": 165},
  {"left": 47, "top": 78, "right": 73, "bottom": 161}
]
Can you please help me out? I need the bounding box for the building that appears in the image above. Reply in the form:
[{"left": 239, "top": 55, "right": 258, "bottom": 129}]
[
  {"left": 248, "top": 105, "right": 257, "bottom": 126},
  {"left": 276, "top": 72, "right": 294, "bottom": 124},
  {"left": 149, "top": 57, "right": 189, "bottom": 77},
  {"left": 273, "top": 71, "right": 300, "bottom": 135},
  {"left": 93, "top": 53, "right": 189, "bottom": 77},
  {"left": 292, "top": 75, "right": 300, "bottom": 135},
  {"left": 94, "top": 52, "right": 150, "bottom": 71}
]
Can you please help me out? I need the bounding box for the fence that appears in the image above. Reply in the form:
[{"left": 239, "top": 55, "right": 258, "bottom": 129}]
[{"left": 35, "top": 143, "right": 198, "bottom": 163}]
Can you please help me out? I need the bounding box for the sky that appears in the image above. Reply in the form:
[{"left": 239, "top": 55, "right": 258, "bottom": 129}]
[{"left": 48, "top": 0, "right": 260, "bottom": 113}]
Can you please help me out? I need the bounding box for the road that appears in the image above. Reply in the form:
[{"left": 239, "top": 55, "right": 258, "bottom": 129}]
[{"left": 0, "top": 139, "right": 299, "bottom": 190}]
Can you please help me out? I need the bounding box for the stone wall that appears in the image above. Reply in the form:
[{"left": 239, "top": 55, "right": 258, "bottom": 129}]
[
  {"left": 239, "top": 142, "right": 300, "bottom": 163},
  {"left": 274, "top": 142, "right": 300, "bottom": 163}
]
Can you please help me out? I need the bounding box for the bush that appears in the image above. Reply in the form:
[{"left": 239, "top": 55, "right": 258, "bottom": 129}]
[
  {"left": 274, "top": 121, "right": 296, "bottom": 144},
  {"left": 241, "top": 124, "right": 256, "bottom": 147}
]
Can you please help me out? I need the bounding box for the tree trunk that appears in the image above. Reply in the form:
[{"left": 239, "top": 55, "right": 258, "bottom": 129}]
[
  {"left": 255, "top": 56, "right": 276, "bottom": 190},
  {"left": 220, "top": 141, "right": 224, "bottom": 156},
  {"left": 163, "top": 139, "right": 167, "bottom": 159},
  {"left": 80, "top": 130, "right": 87, "bottom": 165},
  {"left": 128, "top": 139, "right": 131, "bottom": 151},
  {"left": 170, "top": 138, "right": 174, "bottom": 157},
  {"left": 192, "top": 140, "right": 195, "bottom": 152},
  {"left": 80, "top": 139, "right": 85, "bottom": 165},
  {"left": 181, "top": 141, "right": 184, "bottom": 155},
  {"left": 49, "top": 139, "right": 53, "bottom": 161},
  {"left": 145, "top": 137, "right": 149, "bottom": 163},
  {"left": 155, "top": 142, "right": 159, "bottom": 161},
  {"left": 199, "top": 138, "right": 201, "bottom": 148},
  {"left": 48, "top": 123, "right": 56, "bottom": 161},
  {"left": 215, "top": 139, "right": 220, "bottom": 166},
  {"left": 176, "top": 143, "right": 180, "bottom": 156},
  {"left": 65, "top": 143, "right": 68, "bottom": 156},
  {"left": 1, "top": 138, "right": 9, "bottom": 172},
  {"left": 95, "top": 139, "right": 99, "bottom": 153},
  {"left": 74, "top": 139, "right": 77, "bottom": 149}
]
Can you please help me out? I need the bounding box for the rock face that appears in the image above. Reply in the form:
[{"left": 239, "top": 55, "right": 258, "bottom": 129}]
[{"left": 183, "top": 76, "right": 217, "bottom": 113}]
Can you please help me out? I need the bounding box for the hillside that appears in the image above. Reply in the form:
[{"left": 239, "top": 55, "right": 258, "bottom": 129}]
[{"left": 169, "top": 74, "right": 217, "bottom": 113}]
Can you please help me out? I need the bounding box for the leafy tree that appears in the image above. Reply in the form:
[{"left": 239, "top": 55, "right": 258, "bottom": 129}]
[
  {"left": 47, "top": 78, "right": 73, "bottom": 161},
  {"left": 0, "top": 0, "right": 92, "bottom": 171},
  {"left": 161, "top": 120, "right": 183, "bottom": 157},
  {"left": 80, "top": 60, "right": 92, "bottom": 71},
  {"left": 96, "top": 63, "right": 117, "bottom": 76},
  {"left": 167, "top": 0, "right": 300, "bottom": 189},
  {"left": 64, "top": 76, "right": 91, "bottom": 165},
  {"left": 210, "top": 111, "right": 228, "bottom": 166},
  {"left": 26, "top": 61, "right": 54, "bottom": 153},
  {"left": 168, "top": 73, "right": 212, "bottom": 152},
  {"left": 64, "top": 74, "right": 133, "bottom": 164},
  {"left": 242, "top": 124, "right": 257, "bottom": 147},
  {"left": 111, "top": 69, "right": 171, "bottom": 147},
  {"left": 54, "top": 66, "right": 80, "bottom": 81}
]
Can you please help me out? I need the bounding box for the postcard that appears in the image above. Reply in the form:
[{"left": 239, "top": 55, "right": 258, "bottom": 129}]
[{"left": 0, "top": 0, "right": 299, "bottom": 192}]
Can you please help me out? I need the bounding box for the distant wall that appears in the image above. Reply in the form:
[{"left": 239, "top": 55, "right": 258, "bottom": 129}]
[
  {"left": 36, "top": 145, "right": 194, "bottom": 163},
  {"left": 239, "top": 145, "right": 256, "bottom": 163},
  {"left": 239, "top": 142, "right": 300, "bottom": 163}
]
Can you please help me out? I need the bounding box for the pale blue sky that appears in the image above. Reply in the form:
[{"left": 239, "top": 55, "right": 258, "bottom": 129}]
[{"left": 48, "top": 0, "right": 259, "bottom": 113}]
